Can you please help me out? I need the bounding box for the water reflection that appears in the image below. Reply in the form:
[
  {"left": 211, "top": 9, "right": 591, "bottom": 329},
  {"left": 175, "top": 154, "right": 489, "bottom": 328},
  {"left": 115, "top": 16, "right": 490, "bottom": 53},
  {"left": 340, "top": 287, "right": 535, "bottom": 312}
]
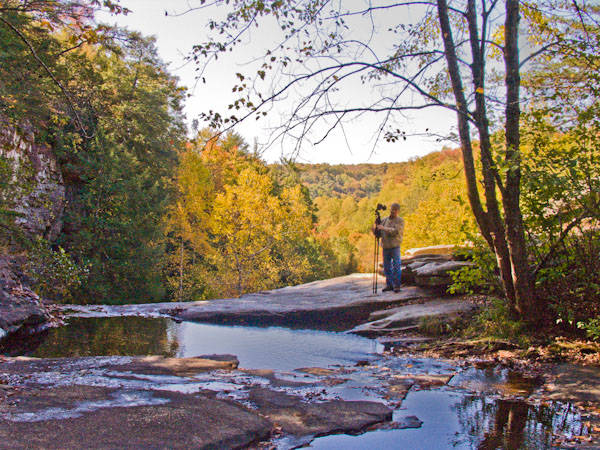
[
  {"left": 1, "top": 317, "right": 590, "bottom": 449},
  {"left": 173, "top": 321, "right": 383, "bottom": 370},
  {"left": 2, "top": 317, "right": 382, "bottom": 371},
  {"left": 0, "top": 317, "right": 180, "bottom": 358},
  {"left": 454, "top": 395, "right": 587, "bottom": 449},
  {"left": 308, "top": 389, "right": 588, "bottom": 450},
  {"left": 449, "top": 365, "right": 542, "bottom": 396}
]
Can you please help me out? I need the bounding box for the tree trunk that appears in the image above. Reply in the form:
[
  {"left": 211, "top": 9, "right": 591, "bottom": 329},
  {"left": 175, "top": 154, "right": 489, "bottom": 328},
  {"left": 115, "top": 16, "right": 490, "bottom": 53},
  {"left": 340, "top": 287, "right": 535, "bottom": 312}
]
[
  {"left": 437, "top": 0, "right": 539, "bottom": 316},
  {"left": 437, "top": 0, "right": 518, "bottom": 305},
  {"left": 179, "top": 235, "right": 184, "bottom": 301},
  {"left": 436, "top": 0, "right": 492, "bottom": 250},
  {"left": 465, "top": 0, "right": 517, "bottom": 308},
  {"left": 503, "top": 0, "right": 537, "bottom": 317}
]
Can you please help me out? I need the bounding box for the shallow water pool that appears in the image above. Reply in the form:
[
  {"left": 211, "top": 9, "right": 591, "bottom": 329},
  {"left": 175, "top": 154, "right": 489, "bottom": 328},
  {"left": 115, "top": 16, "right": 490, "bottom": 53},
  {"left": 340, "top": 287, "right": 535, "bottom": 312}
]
[{"left": 3, "top": 316, "right": 382, "bottom": 371}]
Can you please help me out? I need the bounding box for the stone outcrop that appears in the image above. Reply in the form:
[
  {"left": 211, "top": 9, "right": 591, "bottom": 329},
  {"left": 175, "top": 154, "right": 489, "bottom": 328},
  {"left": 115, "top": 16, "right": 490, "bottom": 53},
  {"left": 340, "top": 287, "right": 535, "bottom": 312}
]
[
  {"left": 0, "top": 257, "right": 50, "bottom": 340},
  {"left": 0, "top": 121, "right": 65, "bottom": 241},
  {"left": 349, "top": 297, "right": 479, "bottom": 337},
  {"left": 401, "top": 253, "right": 473, "bottom": 288},
  {"left": 404, "top": 244, "right": 457, "bottom": 257},
  {"left": 0, "top": 121, "right": 65, "bottom": 340},
  {"left": 156, "top": 274, "right": 438, "bottom": 330},
  {"left": 248, "top": 387, "right": 393, "bottom": 438}
]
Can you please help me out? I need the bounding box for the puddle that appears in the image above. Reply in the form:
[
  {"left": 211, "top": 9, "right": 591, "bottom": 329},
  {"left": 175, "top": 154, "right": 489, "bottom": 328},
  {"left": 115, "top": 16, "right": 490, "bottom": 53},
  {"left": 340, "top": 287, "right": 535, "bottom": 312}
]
[
  {"left": 306, "top": 389, "right": 588, "bottom": 449},
  {"left": 2, "top": 317, "right": 382, "bottom": 371}
]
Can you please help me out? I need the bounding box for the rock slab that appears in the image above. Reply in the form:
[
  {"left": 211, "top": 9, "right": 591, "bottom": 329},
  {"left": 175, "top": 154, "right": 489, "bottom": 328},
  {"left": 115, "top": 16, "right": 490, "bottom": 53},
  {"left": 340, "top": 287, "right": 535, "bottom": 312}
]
[
  {"left": 0, "top": 388, "right": 272, "bottom": 450},
  {"left": 248, "top": 387, "right": 392, "bottom": 437},
  {"left": 350, "top": 298, "right": 478, "bottom": 337}
]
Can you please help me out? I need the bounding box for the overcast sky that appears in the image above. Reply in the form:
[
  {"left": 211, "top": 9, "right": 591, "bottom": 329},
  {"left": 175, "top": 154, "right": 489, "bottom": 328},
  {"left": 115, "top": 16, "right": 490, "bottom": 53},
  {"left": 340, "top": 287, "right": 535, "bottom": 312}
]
[{"left": 98, "top": 0, "right": 456, "bottom": 164}]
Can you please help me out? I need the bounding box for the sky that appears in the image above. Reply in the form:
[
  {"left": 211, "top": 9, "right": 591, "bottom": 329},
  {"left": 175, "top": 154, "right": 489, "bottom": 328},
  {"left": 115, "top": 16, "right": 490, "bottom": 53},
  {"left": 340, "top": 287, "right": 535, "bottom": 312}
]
[{"left": 97, "top": 0, "right": 457, "bottom": 164}]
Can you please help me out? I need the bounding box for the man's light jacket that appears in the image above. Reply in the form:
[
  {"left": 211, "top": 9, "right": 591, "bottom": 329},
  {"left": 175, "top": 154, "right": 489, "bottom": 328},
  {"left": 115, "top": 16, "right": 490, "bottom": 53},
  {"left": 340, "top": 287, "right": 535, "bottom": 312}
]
[{"left": 379, "top": 216, "right": 405, "bottom": 249}]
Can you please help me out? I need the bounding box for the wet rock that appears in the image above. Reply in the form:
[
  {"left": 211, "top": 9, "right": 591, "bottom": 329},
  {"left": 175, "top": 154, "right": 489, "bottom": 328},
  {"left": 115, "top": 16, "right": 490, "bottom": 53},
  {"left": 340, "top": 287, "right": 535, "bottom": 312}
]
[
  {"left": 0, "top": 258, "right": 50, "bottom": 339},
  {"left": 386, "top": 379, "right": 414, "bottom": 400},
  {"left": 391, "top": 374, "right": 453, "bottom": 389},
  {"left": 104, "top": 354, "right": 239, "bottom": 377},
  {"left": 297, "top": 367, "right": 338, "bottom": 377},
  {"left": 0, "top": 388, "right": 272, "bottom": 450},
  {"left": 248, "top": 387, "right": 392, "bottom": 438},
  {"left": 543, "top": 364, "right": 600, "bottom": 404},
  {"left": 389, "top": 415, "right": 423, "bottom": 429},
  {"left": 349, "top": 298, "right": 478, "bottom": 337},
  {"left": 379, "top": 336, "right": 435, "bottom": 352}
]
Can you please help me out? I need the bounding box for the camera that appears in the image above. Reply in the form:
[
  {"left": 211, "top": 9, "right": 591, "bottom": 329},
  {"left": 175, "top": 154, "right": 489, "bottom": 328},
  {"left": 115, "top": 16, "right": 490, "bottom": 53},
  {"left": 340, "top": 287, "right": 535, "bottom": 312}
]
[{"left": 373, "top": 203, "right": 386, "bottom": 238}]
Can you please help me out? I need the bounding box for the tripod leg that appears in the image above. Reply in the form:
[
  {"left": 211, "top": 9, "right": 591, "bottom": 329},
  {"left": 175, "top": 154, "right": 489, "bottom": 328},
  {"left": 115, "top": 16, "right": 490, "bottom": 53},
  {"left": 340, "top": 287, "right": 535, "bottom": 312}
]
[
  {"left": 372, "top": 236, "right": 377, "bottom": 293},
  {"left": 375, "top": 238, "right": 379, "bottom": 293}
]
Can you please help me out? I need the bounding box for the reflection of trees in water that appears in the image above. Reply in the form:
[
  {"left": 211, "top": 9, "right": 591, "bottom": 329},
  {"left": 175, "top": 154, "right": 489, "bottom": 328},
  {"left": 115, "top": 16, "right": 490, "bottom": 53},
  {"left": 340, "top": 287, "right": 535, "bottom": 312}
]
[
  {"left": 453, "top": 394, "right": 588, "bottom": 449},
  {"left": 24, "top": 317, "right": 180, "bottom": 358}
]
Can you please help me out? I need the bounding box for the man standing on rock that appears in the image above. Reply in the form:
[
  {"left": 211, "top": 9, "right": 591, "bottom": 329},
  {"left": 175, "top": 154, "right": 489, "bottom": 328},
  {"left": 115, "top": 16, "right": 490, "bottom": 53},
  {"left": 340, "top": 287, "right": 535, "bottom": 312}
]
[{"left": 372, "top": 202, "right": 404, "bottom": 293}]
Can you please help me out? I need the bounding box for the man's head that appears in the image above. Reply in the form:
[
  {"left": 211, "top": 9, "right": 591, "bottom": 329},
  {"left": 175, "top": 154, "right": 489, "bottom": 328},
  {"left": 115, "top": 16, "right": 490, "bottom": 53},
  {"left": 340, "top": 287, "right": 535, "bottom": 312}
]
[{"left": 390, "top": 202, "right": 400, "bottom": 218}]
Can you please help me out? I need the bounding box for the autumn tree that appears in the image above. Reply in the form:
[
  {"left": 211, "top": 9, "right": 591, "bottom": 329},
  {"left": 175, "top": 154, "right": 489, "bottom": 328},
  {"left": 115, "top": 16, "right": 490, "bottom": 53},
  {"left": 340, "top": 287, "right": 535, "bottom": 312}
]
[
  {"left": 186, "top": 0, "right": 598, "bottom": 320},
  {"left": 166, "top": 131, "right": 329, "bottom": 299}
]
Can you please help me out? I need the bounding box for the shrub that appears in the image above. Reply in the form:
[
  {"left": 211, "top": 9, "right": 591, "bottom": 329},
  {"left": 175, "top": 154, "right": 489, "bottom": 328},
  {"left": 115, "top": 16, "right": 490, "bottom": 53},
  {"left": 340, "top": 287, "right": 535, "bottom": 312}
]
[
  {"left": 448, "top": 235, "right": 501, "bottom": 295},
  {"left": 25, "top": 237, "right": 89, "bottom": 302},
  {"left": 537, "top": 230, "right": 600, "bottom": 331},
  {"left": 577, "top": 318, "right": 600, "bottom": 342}
]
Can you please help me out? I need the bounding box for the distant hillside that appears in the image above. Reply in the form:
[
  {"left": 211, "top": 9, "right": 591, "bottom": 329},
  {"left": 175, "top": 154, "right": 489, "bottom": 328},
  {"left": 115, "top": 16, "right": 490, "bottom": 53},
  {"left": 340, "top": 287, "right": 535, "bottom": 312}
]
[
  {"left": 293, "top": 148, "right": 465, "bottom": 202},
  {"left": 278, "top": 147, "right": 477, "bottom": 271},
  {"left": 294, "top": 163, "right": 387, "bottom": 199}
]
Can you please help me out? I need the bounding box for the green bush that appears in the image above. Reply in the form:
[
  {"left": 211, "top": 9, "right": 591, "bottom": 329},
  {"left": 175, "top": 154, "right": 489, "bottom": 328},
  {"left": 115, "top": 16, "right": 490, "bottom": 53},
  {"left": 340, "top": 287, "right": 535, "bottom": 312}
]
[
  {"left": 538, "top": 230, "right": 600, "bottom": 331},
  {"left": 448, "top": 235, "right": 500, "bottom": 295},
  {"left": 577, "top": 318, "right": 600, "bottom": 342},
  {"left": 25, "top": 237, "right": 89, "bottom": 303}
]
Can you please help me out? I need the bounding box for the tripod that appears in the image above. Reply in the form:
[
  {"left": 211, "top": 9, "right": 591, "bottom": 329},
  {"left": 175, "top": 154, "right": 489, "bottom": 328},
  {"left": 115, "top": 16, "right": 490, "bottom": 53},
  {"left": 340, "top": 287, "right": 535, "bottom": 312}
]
[
  {"left": 372, "top": 234, "right": 380, "bottom": 294},
  {"left": 372, "top": 203, "right": 386, "bottom": 293}
]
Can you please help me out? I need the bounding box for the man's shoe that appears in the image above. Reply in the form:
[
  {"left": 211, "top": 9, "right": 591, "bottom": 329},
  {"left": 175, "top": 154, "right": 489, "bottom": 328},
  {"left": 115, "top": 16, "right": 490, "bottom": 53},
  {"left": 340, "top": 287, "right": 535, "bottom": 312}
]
[
  {"left": 394, "top": 287, "right": 401, "bottom": 293},
  {"left": 382, "top": 286, "right": 394, "bottom": 292}
]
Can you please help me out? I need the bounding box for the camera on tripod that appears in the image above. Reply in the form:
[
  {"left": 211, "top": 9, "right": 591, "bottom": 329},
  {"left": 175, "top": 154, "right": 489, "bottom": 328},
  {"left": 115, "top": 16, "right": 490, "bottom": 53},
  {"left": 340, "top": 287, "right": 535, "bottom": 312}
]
[{"left": 373, "top": 203, "right": 387, "bottom": 238}]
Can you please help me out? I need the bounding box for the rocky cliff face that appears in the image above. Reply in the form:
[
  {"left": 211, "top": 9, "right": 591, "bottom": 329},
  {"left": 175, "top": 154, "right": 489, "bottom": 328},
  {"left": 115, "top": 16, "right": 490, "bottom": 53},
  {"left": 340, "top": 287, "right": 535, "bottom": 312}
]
[
  {"left": 0, "top": 122, "right": 66, "bottom": 241},
  {"left": 0, "top": 257, "right": 51, "bottom": 340},
  {"left": 0, "top": 121, "right": 63, "bottom": 340}
]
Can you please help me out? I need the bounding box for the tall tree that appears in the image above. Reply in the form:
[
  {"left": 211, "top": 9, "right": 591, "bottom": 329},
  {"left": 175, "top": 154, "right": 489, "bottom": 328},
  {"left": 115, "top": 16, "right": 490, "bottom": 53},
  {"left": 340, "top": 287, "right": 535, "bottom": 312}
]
[
  {"left": 61, "top": 32, "right": 186, "bottom": 303},
  {"left": 187, "top": 0, "right": 598, "bottom": 320},
  {"left": 0, "top": 0, "right": 127, "bottom": 134}
]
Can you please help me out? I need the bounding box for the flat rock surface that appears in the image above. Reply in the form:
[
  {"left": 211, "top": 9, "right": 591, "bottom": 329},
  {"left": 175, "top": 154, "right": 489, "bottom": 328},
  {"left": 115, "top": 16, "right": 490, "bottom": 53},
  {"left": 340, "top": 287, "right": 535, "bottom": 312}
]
[
  {"left": 248, "top": 387, "right": 392, "bottom": 437},
  {"left": 60, "top": 274, "right": 438, "bottom": 330},
  {"left": 349, "top": 298, "right": 478, "bottom": 336},
  {"left": 0, "top": 354, "right": 398, "bottom": 450},
  {"left": 0, "top": 387, "right": 271, "bottom": 450}
]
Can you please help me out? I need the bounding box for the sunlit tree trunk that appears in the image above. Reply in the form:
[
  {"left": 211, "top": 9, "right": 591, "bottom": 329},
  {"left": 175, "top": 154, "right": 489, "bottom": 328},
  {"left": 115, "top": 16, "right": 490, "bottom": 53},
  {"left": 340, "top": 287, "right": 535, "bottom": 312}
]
[
  {"left": 437, "top": 0, "right": 535, "bottom": 317},
  {"left": 503, "top": 0, "right": 537, "bottom": 317}
]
